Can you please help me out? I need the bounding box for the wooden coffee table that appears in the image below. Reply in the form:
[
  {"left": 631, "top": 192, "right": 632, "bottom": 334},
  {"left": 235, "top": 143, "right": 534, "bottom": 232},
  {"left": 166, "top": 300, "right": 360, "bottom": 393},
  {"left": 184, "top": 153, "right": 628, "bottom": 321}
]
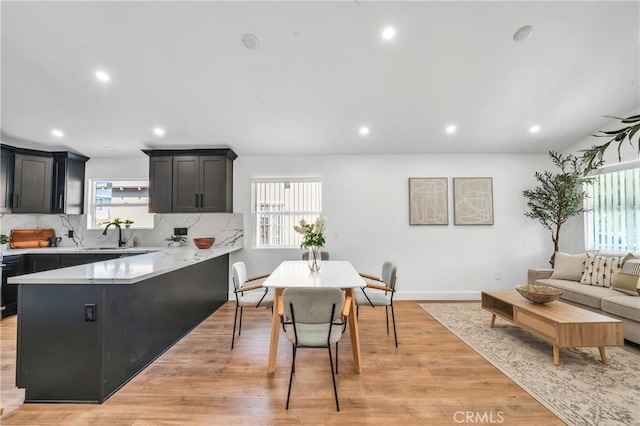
[{"left": 481, "top": 290, "right": 623, "bottom": 366}]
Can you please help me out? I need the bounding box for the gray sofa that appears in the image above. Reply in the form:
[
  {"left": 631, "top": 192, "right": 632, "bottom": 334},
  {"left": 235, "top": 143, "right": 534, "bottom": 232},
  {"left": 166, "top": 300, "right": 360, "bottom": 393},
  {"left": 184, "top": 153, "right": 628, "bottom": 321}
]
[{"left": 528, "top": 268, "right": 640, "bottom": 345}]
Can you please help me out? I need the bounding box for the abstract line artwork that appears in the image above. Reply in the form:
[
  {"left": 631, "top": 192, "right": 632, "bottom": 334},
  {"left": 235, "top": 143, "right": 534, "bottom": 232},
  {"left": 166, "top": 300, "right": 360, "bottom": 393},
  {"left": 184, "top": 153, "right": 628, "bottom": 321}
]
[
  {"left": 453, "top": 177, "right": 494, "bottom": 225},
  {"left": 409, "top": 178, "right": 448, "bottom": 225}
]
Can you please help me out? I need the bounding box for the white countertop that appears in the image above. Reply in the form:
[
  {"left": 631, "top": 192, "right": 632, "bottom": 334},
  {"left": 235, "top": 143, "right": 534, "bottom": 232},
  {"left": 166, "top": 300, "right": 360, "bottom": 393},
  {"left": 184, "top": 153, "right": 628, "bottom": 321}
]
[
  {"left": 1, "top": 246, "right": 155, "bottom": 256},
  {"left": 7, "top": 246, "right": 241, "bottom": 285}
]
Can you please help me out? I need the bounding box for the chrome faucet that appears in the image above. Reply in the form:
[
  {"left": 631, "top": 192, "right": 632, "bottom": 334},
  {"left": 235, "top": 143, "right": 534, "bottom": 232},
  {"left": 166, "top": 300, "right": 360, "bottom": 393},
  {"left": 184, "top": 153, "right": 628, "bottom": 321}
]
[{"left": 103, "top": 222, "right": 126, "bottom": 247}]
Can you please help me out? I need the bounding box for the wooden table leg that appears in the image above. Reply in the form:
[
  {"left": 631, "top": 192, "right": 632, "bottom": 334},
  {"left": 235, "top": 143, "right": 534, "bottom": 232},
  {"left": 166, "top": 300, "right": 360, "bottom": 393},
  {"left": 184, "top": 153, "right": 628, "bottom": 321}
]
[
  {"left": 345, "top": 288, "right": 362, "bottom": 374},
  {"left": 598, "top": 347, "right": 608, "bottom": 365},
  {"left": 489, "top": 313, "right": 496, "bottom": 328},
  {"left": 267, "top": 288, "right": 283, "bottom": 376},
  {"left": 553, "top": 345, "right": 560, "bottom": 366}
]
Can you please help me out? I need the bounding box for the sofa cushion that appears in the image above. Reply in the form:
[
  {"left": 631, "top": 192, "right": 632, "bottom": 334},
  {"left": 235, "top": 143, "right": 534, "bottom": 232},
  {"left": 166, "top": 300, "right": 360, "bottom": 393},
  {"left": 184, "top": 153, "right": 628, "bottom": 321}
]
[
  {"left": 550, "top": 252, "right": 587, "bottom": 281},
  {"left": 580, "top": 254, "right": 622, "bottom": 287},
  {"left": 611, "top": 259, "right": 640, "bottom": 296},
  {"left": 536, "top": 278, "right": 617, "bottom": 309},
  {"left": 611, "top": 272, "right": 640, "bottom": 296},
  {"left": 620, "top": 253, "right": 639, "bottom": 266},
  {"left": 601, "top": 295, "right": 640, "bottom": 322}
]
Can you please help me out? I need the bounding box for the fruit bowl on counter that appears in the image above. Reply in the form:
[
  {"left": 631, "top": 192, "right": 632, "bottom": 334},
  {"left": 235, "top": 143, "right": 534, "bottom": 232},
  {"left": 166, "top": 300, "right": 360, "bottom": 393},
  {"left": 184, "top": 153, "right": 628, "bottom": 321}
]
[{"left": 193, "top": 237, "right": 215, "bottom": 249}]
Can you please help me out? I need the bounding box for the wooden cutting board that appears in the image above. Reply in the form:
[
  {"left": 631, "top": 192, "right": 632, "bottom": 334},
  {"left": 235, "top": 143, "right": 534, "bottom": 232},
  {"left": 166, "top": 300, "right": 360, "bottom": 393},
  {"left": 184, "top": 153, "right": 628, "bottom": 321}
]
[{"left": 10, "top": 229, "right": 56, "bottom": 248}]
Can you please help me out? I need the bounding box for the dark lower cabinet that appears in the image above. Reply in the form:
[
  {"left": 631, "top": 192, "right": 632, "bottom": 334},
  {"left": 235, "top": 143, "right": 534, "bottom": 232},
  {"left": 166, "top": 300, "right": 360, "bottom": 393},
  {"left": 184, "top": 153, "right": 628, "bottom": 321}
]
[
  {"left": 27, "top": 254, "right": 61, "bottom": 273},
  {"left": 59, "top": 253, "right": 118, "bottom": 267},
  {"left": 2, "top": 253, "right": 143, "bottom": 319},
  {"left": 1, "top": 255, "right": 25, "bottom": 318},
  {"left": 17, "top": 255, "right": 229, "bottom": 403}
]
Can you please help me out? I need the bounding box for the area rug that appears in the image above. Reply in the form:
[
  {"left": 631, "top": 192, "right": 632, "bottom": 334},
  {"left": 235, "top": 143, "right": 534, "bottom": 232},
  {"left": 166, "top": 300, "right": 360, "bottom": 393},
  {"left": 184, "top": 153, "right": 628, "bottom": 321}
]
[{"left": 419, "top": 303, "right": 640, "bottom": 426}]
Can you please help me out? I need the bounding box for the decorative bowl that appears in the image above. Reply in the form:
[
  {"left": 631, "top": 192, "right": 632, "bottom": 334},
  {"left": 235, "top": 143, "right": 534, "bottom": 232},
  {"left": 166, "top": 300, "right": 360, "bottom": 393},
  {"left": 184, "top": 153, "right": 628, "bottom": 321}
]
[
  {"left": 193, "top": 237, "right": 215, "bottom": 249},
  {"left": 516, "top": 285, "right": 564, "bottom": 304}
]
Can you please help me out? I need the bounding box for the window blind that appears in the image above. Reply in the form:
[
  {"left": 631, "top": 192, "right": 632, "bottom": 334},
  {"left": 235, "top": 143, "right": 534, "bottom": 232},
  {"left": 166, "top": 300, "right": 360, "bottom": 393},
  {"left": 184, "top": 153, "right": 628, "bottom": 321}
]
[
  {"left": 252, "top": 180, "right": 322, "bottom": 247},
  {"left": 585, "top": 167, "right": 640, "bottom": 252}
]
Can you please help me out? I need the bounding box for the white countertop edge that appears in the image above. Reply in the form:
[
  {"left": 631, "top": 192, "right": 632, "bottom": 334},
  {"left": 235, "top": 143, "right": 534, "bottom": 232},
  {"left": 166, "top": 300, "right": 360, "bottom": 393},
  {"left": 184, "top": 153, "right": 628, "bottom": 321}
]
[{"left": 8, "top": 246, "right": 241, "bottom": 285}]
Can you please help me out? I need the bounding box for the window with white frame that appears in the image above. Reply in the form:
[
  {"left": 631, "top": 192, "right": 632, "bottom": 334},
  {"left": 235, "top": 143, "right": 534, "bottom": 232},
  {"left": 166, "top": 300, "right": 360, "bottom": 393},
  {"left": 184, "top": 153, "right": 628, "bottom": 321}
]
[
  {"left": 252, "top": 179, "right": 322, "bottom": 248},
  {"left": 584, "top": 163, "right": 640, "bottom": 252},
  {"left": 87, "top": 179, "right": 154, "bottom": 229}
]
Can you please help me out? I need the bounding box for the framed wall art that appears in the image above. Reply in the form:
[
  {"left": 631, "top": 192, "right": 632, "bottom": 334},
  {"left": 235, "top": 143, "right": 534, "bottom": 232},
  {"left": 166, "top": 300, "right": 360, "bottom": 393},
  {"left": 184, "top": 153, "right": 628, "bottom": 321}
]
[
  {"left": 409, "top": 178, "right": 448, "bottom": 225},
  {"left": 453, "top": 177, "right": 494, "bottom": 225}
]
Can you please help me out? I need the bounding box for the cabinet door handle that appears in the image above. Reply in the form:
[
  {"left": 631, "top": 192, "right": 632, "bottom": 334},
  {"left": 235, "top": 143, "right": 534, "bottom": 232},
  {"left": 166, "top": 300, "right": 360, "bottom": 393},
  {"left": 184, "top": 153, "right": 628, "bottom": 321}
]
[
  {"left": 200, "top": 193, "right": 204, "bottom": 208},
  {"left": 58, "top": 194, "right": 64, "bottom": 209},
  {"left": 195, "top": 193, "right": 199, "bottom": 208}
]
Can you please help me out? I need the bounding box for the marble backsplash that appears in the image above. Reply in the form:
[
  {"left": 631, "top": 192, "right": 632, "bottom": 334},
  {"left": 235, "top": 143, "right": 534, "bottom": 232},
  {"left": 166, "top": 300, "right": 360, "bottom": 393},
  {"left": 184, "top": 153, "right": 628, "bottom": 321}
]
[{"left": 0, "top": 213, "right": 243, "bottom": 249}]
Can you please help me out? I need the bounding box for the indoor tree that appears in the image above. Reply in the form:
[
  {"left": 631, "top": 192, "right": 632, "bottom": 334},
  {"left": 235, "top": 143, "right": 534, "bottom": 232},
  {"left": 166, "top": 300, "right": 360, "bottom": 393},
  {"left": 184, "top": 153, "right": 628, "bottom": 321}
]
[{"left": 523, "top": 151, "right": 595, "bottom": 267}]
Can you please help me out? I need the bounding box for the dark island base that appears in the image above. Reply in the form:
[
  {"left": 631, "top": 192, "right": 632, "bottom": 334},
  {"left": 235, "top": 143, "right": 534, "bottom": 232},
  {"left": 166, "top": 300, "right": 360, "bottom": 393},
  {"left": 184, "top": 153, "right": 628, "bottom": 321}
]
[{"left": 17, "top": 255, "right": 229, "bottom": 403}]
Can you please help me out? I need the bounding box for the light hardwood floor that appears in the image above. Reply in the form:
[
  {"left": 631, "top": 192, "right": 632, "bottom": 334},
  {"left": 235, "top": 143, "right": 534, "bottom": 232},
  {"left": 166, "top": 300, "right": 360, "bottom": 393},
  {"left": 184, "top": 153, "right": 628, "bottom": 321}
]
[{"left": 1, "top": 301, "right": 562, "bottom": 425}]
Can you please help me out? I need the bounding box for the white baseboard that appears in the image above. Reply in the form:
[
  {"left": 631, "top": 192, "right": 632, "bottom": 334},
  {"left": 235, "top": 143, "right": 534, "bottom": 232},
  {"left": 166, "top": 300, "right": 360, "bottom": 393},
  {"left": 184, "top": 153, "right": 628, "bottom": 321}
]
[{"left": 395, "top": 291, "right": 481, "bottom": 301}]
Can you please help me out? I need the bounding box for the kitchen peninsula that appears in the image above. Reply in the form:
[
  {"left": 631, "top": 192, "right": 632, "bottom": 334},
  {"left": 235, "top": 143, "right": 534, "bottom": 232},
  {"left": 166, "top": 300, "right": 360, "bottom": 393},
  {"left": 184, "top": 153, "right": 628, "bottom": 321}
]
[{"left": 8, "top": 246, "right": 238, "bottom": 403}]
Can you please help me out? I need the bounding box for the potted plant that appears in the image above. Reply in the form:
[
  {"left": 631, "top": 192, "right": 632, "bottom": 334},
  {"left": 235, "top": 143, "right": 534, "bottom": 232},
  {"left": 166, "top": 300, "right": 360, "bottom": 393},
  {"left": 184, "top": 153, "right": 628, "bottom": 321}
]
[
  {"left": 165, "top": 235, "right": 187, "bottom": 247},
  {"left": 523, "top": 151, "right": 596, "bottom": 267},
  {"left": 582, "top": 114, "right": 639, "bottom": 171},
  {"left": 123, "top": 219, "right": 134, "bottom": 229},
  {"left": 1, "top": 234, "right": 10, "bottom": 250},
  {"left": 294, "top": 217, "right": 327, "bottom": 271},
  {"left": 111, "top": 217, "right": 123, "bottom": 225}
]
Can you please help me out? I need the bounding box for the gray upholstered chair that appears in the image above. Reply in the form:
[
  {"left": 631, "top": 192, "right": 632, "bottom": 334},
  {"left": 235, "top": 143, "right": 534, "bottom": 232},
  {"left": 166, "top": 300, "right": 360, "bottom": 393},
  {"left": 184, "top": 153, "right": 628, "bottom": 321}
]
[
  {"left": 355, "top": 261, "right": 398, "bottom": 347},
  {"left": 301, "top": 251, "right": 330, "bottom": 261},
  {"left": 281, "top": 287, "right": 349, "bottom": 411},
  {"left": 231, "top": 261, "right": 274, "bottom": 350}
]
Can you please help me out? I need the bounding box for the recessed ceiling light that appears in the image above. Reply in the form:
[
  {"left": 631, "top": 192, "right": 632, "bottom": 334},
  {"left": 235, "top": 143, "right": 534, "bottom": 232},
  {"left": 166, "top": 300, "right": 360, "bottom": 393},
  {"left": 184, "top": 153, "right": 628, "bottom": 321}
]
[
  {"left": 513, "top": 25, "right": 533, "bottom": 42},
  {"left": 529, "top": 125, "right": 541, "bottom": 133},
  {"left": 381, "top": 27, "right": 396, "bottom": 41},
  {"left": 359, "top": 126, "right": 370, "bottom": 136},
  {"left": 153, "top": 127, "right": 165, "bottom": 137},
  {"left": 242, "top": 34, "right": 259, "bottom": 50},
  {"left": 446, "top": 125, "right": 457, "bottom": 134},
  {"left": 95, "top": 70, "right": 111, "bottom": 82},
  {"left": 105, "top": 146, "right": 115, "bottom": 151},
  {"left": 51, "top": 129, "right": 64, "bottom": 138}
]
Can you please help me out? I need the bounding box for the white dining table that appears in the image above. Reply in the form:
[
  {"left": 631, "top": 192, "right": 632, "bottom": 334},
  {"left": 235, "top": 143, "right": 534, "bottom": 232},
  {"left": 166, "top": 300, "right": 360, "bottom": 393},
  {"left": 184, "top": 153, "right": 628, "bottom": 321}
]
[{"left": 263, "top": 260, "right": 366, "bottom": 374}]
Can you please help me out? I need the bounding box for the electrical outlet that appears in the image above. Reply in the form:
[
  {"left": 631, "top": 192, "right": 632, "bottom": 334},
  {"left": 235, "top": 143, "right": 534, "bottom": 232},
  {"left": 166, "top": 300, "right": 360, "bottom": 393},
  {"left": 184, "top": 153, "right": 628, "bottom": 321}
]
[
  {"left": 67, "top": 230, "right": 74, "bottom": 238},
  {"left": 174, "top": 227, "right": 188, "bottom": 236},
  {"left": 494, "top": 271, "right": 502, "bottom": 280},
  {"left": 84, "top": 304, "right": 97, "bottom": 322}
]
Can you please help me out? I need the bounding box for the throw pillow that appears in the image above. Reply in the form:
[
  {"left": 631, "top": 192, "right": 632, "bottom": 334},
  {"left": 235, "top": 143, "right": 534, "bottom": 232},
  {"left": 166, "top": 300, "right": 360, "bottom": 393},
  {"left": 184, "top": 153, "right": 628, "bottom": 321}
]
[
  {"left": 621, "top": 253, "right": 639, "bottom": 266},
  {"left": 580, "top": 253, "right": 622, "bottom": 287},
  {"left": 551, "top": 252, "right": 588, "bottom": 281},
  {"left": 611, "top": 260, "right": 640, "bottom": 296}
]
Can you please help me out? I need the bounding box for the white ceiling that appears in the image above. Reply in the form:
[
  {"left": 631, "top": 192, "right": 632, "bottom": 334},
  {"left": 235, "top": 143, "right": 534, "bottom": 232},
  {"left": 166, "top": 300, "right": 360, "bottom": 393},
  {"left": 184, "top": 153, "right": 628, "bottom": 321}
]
[{"left": 1, "top": 1, "right": 639, "bottom": 158}]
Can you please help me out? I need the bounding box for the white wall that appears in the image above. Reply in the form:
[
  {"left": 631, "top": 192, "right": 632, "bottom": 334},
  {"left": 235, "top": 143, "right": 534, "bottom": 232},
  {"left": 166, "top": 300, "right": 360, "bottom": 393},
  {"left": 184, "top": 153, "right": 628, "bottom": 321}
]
[{"left": 231, "top": 154, "right": 551, "bottom": 300}]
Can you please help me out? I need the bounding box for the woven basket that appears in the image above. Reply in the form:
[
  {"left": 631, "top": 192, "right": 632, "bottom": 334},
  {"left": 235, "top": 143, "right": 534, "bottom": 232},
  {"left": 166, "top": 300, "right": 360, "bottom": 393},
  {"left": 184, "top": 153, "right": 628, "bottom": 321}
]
[{"left": 515, "top": 285, "right": 563, "bottom": 304}]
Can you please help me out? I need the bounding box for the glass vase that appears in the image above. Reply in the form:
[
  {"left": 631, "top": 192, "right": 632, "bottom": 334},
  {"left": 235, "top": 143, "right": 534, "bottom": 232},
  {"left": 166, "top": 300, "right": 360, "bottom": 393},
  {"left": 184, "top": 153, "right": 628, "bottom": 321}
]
[{"left": 308, "top": 246, "right": 322, "bottom": 272}]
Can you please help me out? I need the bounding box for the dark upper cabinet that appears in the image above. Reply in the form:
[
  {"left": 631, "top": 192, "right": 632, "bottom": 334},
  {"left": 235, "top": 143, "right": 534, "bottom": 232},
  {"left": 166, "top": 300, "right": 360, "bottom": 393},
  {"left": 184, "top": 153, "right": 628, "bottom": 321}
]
[
  {"left": 1, "top": 145, "right": 88, "bottom": 215},
  {"left": 13, "top": 152, "right": 53, "bottom": 214},
  {"left": 148, "top": 156, "right": 173, "bottom": 213},
  {"left": 51, "top": 152, "right": 89, "bottom": 214},
  {"left": 143, "top": 149, "right": 236, "bottom": 213},
  {"left": 0, "top": 146, "right": 15, "bottom": 213}
]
